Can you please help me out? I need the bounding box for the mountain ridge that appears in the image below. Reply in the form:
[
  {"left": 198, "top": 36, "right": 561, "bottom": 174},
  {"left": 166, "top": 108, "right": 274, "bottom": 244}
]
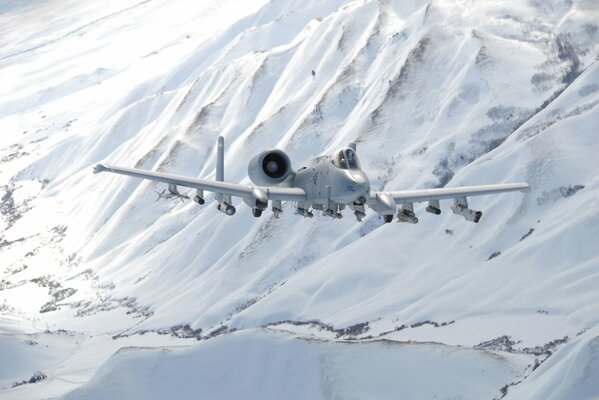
[{"left": 1, "top": 0, "right": 598, "bottom": 398}]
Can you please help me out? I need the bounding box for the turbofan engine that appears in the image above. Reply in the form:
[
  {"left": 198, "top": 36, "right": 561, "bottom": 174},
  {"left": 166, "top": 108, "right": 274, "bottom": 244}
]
[{"left": 248, "top": 149, "right": 294, "bottom": 186}]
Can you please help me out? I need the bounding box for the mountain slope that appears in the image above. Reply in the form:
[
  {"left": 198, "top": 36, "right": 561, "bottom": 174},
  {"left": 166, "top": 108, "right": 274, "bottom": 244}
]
[{"left": 1, "top": 0, "right": 598, "bottom": 398}]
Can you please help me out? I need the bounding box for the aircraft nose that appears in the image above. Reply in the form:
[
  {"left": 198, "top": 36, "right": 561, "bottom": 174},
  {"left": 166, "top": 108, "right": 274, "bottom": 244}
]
[{"left": 348, "top": 171, "right": 370, "bottom": 203}]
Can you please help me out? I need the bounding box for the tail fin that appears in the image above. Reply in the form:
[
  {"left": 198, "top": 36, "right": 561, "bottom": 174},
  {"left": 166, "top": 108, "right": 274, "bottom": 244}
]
[
  {"left": 216, "top": 136, "right": 224, "bottom": 182},
  {"left": 215, "top": 136, "right": 225, "bottom": 203}
]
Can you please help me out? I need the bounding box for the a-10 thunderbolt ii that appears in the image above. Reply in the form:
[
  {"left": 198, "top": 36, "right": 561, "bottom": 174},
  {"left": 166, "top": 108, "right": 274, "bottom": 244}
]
[{"left": 94, "top": 136, "right": 529, "bottom": 224}]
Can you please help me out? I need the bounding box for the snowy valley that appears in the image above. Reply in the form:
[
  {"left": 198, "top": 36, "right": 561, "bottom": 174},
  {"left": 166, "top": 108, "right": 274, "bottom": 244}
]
[{"left": 1, "top": 0, "right": 598, "bottom": 399}]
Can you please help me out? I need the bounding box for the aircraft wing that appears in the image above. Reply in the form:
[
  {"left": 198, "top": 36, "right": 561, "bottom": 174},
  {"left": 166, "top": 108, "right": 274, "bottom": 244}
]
[
  {"left": 385, "top": 183, "right": 530, "bottom": 204},
  {"left": 93, "top": 163, "right": 307, "bottom": 202},
  {"left": 368, "top": 182, "right": 529, "bottom": 223}
]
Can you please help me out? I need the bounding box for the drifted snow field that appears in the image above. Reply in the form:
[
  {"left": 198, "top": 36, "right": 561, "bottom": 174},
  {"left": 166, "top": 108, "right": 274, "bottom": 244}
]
[{"left": 1, "top": 0, "right": 598, "bottom": 399}]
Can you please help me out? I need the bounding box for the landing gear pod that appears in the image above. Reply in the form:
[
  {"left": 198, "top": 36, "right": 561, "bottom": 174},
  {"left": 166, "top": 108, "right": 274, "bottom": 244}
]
[
  {"left": 242, "top": 188, "right": 268, "bottom": 212},
  {"left": 370, "top": 192, "right": 395, "bottom": 216}
]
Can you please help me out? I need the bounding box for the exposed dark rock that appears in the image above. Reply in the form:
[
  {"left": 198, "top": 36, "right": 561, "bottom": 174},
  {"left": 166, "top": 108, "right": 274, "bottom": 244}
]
[
  {"left": 556, "top": 34, "right": 581, "bottom": 84},
  {"left": 536, "top": 185, "right": 585, "bottom": 206},
  {"left": 265, "top": 320, "right": 374, "bottom": 340},
  {"left": 267, "top": 319, "right": 336, "bottom": 333},
  {"left": 0, "top": 301, "right": 15, "bottom": 313},
  {"left": 11, "top": 371, "right": 47, "bottom": 388},
  {"left": 68, "top": 291, "right": 151, "bottom": 319},
  {"left": 206, "top": 325, "right": 236, "bottom": 339},
  {"left": 30, "top": 275, "right": 61, "bottom": 291},
  {"left": 412, "top": 320, "right": 455, "bottom": 328},
  {"left": 494, "top": 380, "right": 522, "bottom": 400},
  {"left": 114, "top": 323, "right": 204, "bottom": 340},
  {"left": 520, "top": 336, "right": 569, "bottom": 356},
  {"left": 51, "top": 225, "right": 67, "bottom": 236},
  {"left": 0, "top": 236, "right": 26, "bottom": 250},
  {"left": 0, "top": 278, "right": 27, "bottom": 291},
  {"left": 43, "top": 328, "right": 79, "bottom": 336},
  {"left": 377, "top": 324, "right": 408, "bottom": 337},
  {"left": 486, "top": 335, "right": 570, "bottom": 399},
  {"left": 36, "top": 278, "right": 77, "bottom": 313},
  {"left": 164, "top": 324, "right": 203, "bottom": 339},
  {"left": 432, "top": 158, "right": 455, "bottom": 187},
  {"left": 518, "top": 98, "right": 599, "bottom": 140},
  {"left": 476, "top": 335, "right": 568, "bottom": 357},
  {"left": 1, "top": 185, "right": 22, "bottom": 228},
  {"left": 1, "top": 144, "right": 29, "bottom": 163},
  {"left": 9, "top": 264, "right": 29, "bottom": 275},
  {"left": 335, "top": 322, "right": 370, "bottom": 338},
  {"left": 476, "top": 335, "right": 520, "bottom": 352},
  {"left": 520, "top": 228, "right": 535, "bottom": 241}
]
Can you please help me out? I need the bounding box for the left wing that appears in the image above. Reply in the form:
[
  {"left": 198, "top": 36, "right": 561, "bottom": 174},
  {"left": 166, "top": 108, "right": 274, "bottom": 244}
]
[{"left": 368, "top": 182, "right": 529, "bottom": 223}]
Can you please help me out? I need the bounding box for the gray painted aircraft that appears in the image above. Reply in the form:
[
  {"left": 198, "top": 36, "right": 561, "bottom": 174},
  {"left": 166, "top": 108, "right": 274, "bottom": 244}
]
[{"left": 94, "top": 136, "right": 529, "bottom": 224}]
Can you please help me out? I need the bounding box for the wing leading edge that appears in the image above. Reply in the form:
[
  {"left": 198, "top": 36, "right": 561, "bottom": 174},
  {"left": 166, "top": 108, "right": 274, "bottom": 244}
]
[
  {"left": 93, "top": 163, "right": 307, "bottom": 202},
  {"left": 368, "top": 182, "right": 529, "bottom": 224},
  {"left": 386, "top": 182, "right": 530, "bottom": 203}
]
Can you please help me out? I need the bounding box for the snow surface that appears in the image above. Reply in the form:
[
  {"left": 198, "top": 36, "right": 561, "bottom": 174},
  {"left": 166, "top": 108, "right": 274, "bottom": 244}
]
[{"left": 1, "top": 0, "right": 598, "bottom": 398}]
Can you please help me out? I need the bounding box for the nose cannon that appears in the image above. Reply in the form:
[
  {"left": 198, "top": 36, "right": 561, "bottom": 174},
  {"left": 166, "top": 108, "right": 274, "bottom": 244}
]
[
  {"left": 338, "top": 170, "right": 369, "bottom": 221},
  {"left": 337, "top": 170, "right": 370, "bottom": 204}
]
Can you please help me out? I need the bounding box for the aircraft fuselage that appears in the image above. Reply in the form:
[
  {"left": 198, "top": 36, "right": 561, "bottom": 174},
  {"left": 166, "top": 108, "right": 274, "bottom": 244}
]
[
  {"left": 94, "top": 136, "right": 530, "bottom": 223},
  {"left": 293, "top": 150, "right": 370, "bottom": 208}
]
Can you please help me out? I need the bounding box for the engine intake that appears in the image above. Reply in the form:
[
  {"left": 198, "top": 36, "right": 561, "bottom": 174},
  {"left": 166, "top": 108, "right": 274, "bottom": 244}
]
[{"left": 248, "top": 149, "right": 293, "bottom": 186}]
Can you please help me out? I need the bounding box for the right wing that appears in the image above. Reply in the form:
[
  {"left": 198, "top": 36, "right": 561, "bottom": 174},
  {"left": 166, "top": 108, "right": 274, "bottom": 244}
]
[
  {"left": 368, "top": 182, "right": 529, "bottom": 223},
  {"left": 93, "top": 163, "right": 307, "bottom": 202},
  {"left": 385, "top": 183, "right": 530, "bottom": 203}
]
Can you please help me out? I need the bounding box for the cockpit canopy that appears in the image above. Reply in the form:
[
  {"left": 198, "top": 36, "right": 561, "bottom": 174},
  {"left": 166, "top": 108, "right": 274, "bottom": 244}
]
[{"left": 334, "top": 147, "right": 361, "bottom": 170}]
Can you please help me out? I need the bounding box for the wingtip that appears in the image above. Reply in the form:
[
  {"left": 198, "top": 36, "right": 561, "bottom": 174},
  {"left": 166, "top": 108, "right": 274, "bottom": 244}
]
[{"left": 93, "top": 163, "right": 107, "bottom": 174}]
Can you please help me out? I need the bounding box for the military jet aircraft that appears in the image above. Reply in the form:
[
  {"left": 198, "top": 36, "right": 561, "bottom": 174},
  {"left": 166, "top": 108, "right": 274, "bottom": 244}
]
[{"left": 93, "top": 136, "right": 529, "bottom": 224}]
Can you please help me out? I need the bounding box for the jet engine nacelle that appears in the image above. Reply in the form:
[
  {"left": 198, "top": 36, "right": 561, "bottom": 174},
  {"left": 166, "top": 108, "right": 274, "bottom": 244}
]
[{"left": 248, "top": 149, "right": 294, "bottom": 186}]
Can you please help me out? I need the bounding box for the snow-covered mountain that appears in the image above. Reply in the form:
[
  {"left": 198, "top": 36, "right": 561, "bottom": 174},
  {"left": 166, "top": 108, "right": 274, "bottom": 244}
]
[{"left": 1, "top": 0, "right": 598, "bottom": 398}]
